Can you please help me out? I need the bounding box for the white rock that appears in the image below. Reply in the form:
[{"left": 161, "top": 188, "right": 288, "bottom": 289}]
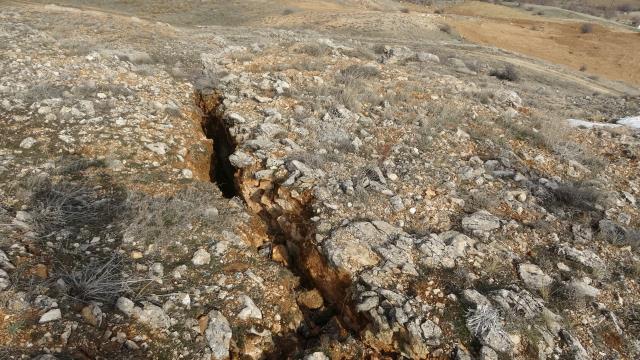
[
  {"left": 304, "top": 352, "right": 330, "bottom": 360},
  {"left": 204, "top": 207, "right": 219, "bottom": 219},
  {"left": 39, "top": 308, "right": 62, "bottom": 323},
  {"left": 0, "top": 250, "right": 15, "bottom": 269},
  {"left": 518, "top": 263, "right": 553, "bottom": 290},
  {"left": 192, "top": 248, "right": 211, "bottom": 266},
  {"left": 570, "top": 280, "right": 600, "bottom": 298},
  {"left": 145, "top": 142, "right": 167, "bottom": 155},
  {"left": 616, "top": 115, "right": 640, "bottom": 129},
  {"left": 19, "top": 137, "right": 37, "bottom": 149},
  {"left": 78, "top": 100, "right": 95, "bottom": 116},
  {"left": 181, "top": 168, "right": 193, "bottom": 179},
  {"left": 0, "top": 277, "right": 11, "bottom": 291},
  {"left": 416, "top": 52, "right": 440, "bottom": 63},
  {"left": 205, "top": 310, "right": 232, "bottom": 360},
  {"left": 567, "top": 119, "right": 620, "bottom": 129},
  {"left": 133, "top": 302, "right": 171, "bottom": 329},
  {"left": 116, "top": 297, "right": 135, "bottom": 316},
  {"left": 237, "top": 295, "right": 262, "bottom": 320},
  {"left": 37, "top": 106, "right": 51, "bottom": 114},
  {"left": 229, "top": 150, "right": 254, "bottom": 168},
  {"left": 462, "top": 210, "right": 500, "bottom": 233}
]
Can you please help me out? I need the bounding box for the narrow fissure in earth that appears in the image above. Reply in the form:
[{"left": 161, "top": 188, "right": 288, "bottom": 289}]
[
  {"left": 198, "top": 92, "right": 238, "bottom": 199},
  {"left": 195, "top": 90, "right": 366, "bottom": 354}
]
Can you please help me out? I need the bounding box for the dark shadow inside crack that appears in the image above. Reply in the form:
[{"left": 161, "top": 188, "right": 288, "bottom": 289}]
[{"left": 196, "top": 90, "right": 238, "bottom": 199}]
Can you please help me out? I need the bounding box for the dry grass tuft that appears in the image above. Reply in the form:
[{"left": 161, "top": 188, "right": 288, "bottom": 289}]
[
  {"left": 297, "top": 43, "right": 331, "bottom": 57},
  {"left": 466, "top": 304, "right": 502, "bottom": 336},
  {"left": 58, "top": 255, "right": 141, "bottom": 303},
  {"left": 548, "top": 183, "right": 600, "bottom": 211},
  {"left": 28, "top": 177, "right": 125, "bottom": 240}
]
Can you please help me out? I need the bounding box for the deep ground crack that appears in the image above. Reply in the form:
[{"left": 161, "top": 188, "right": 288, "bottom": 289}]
[
  {"left": 195, "top": 90, "right": 365, "bottom": 357},
  {"left": 196, "top": 90, "right": 238, "bottom": 199}
]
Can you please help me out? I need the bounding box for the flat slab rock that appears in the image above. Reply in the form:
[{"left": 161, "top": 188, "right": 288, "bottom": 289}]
[
  {"left": 518, "top": 263, "right": 553, "bottom": 290},
  {"left": 322, "top": 221, "right": 405, "bottom": 275},
  {"left": 461, "top": 210, "right": 501, "bottom": 233}
]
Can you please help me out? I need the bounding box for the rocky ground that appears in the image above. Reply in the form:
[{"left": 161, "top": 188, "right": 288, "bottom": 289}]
[{"left": 1, "top": 1, "right": 640, "bottom": 359}]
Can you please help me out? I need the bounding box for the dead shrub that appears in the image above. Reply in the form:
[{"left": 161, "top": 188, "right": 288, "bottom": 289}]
[
  {"left": 125, "top": 183, "right": 232, "bottom": 249},
  {"left": 57, "top": 255, "right": 143, "bottom": 303},
  {"left": 336, "top": 64, "right": 380, "bottom": 82},
  {"left": 341, "top": 47, "right": 376, "bottom": 60},
  {"left": 580, "top": 23, "right": 594, "bottom": 33},
  {"left": 617, "top": 4, "right": 634, "bottom": 12},
  {"left": 332, "top": 86, "right": 361, "bottom": 112},
  {"left": 20, "top": 82, "right": 69, "bottom": 104},
  {"left": 297, "top": 43, "right": 331, "bottom": 57},
  {"left": 548, "top": 183, "right": 600, "bottom": 211},
  {"left": 489, "top": 64, "right": 520, "bottom": 82},
  {"left": 28, "top": 176, "right": 125, "bottom": 240},
  {"left": 439, "top": 23, "right": 453, "bottom": 34}
]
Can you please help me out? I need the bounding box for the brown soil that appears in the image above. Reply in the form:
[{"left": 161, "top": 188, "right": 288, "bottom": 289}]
[{"left": 447, "top": 2, "right": 640, "bottom": 86}]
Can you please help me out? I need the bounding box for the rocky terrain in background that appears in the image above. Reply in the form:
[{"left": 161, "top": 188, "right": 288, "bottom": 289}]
[{"left": 1, "top": 1, "right": 640, "bottom": 359}]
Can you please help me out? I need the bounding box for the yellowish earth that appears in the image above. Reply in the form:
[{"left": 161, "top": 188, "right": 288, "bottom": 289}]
[{"left": 447, "top": 1, "right": 640, "bottom": 86}]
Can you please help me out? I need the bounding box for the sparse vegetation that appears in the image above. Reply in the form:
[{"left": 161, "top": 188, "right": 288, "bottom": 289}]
[
  {"left": 336, "top": 64, "right": 380, "bottom": 82},
  {"left": 28, "top": 176, "right": 125, "bottom": 240},
  {"left": 125, "top": 183, "right": 232, "bottom": 250},
  {"left": 297, "top": 43, "right": 331, "bottom": 57},
  {"left": 439, "top": 23, "right": 453, "bottom": 34},
  {"left": 580, "top": 23, "right": 594, "bottom": 34},
  {"left": 58, "top": 255, "right": 139, "bottom": 303},
  {"left": 466, "top": 304, "right": 501, "bottom": 336},
  {"left": 489, "top": 64, "right": 520, "bottom": 81},
  {"left": 4, "top": 1, "right": 640, "bottom": 359},
  {"left": 341, "top": 46, "right": 376, "bottom": 60},
  {"left": 548, "top": 183, "right": 600, "bottom": 211}
]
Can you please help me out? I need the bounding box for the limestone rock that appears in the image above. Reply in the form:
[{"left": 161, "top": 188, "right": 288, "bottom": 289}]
[
  {"left": 462, "top": 210, "right": 500, "bottom": 234},
  {"left": 192, "top": 248, "right": 211, "bottom": 266},
  {"left": 304, "top": 352, "right": 329, "bottom": 360},
  {"left": 133, "top": 302, "right": 171, "bottom": 329},
  {"left": 518, "top": 263, "right": 553, "bottom": 290},
  {"left": 237, "top": 295, "right": 262, "bottom": 320},
  {"left": 20, "top": 137, "right": 37, "bottom": 149},
  {"left": 229, "top": 150, "right": 254, "bottom": 168},
  {"left": 205, "top": 310, "right": 232, "bottom": 360},
  {"left": 145, "top": 142, "right": 167, "bottom": 155},
  {"left": 416, "top": 52, "right": 440, "bottom": 63},
  {"left": 116, "top": 297, "right": 135, "bottom": 316},
  {"left": 39, "top": 308, "right": 62, "bottom": 323}
]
